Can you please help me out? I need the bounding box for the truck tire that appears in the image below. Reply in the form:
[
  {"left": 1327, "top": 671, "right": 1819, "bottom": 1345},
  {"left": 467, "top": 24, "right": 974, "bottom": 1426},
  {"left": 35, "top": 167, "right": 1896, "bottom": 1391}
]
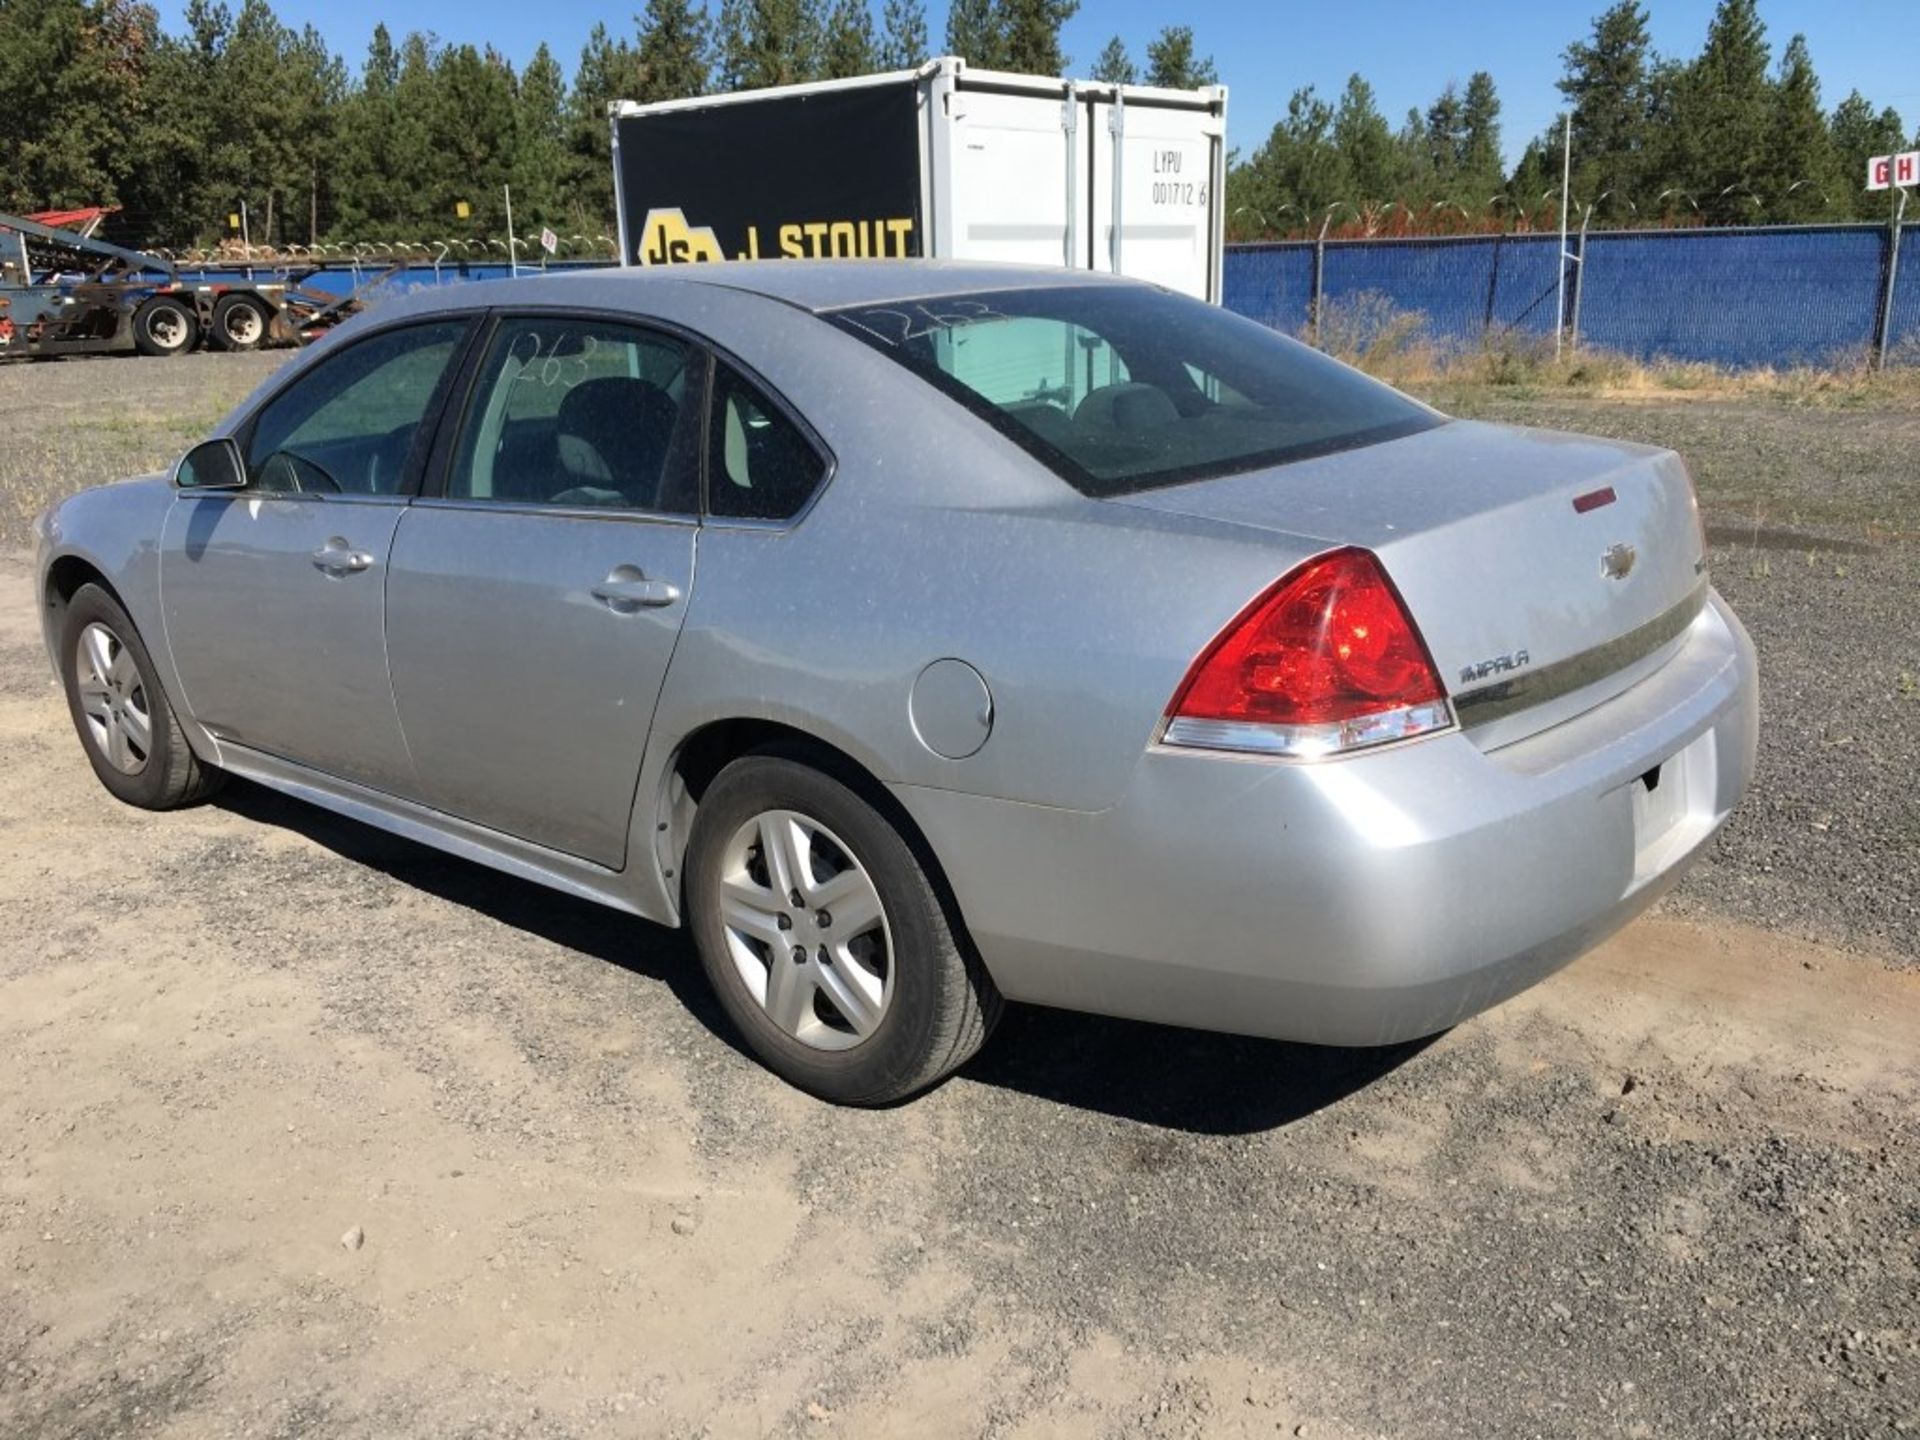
[
  {"left": 210, "top": 294, "right": 268, "bottom": 352},
  {"left": 132, "top": 296, "right": 199, "bottom": 357}
]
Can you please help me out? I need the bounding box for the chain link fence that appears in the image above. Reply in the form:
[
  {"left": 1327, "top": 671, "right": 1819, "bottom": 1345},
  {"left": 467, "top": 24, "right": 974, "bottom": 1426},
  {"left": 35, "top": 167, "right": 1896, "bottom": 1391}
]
[{"left": 1224, "top": 222, "right": 1920, "bottom": 369}]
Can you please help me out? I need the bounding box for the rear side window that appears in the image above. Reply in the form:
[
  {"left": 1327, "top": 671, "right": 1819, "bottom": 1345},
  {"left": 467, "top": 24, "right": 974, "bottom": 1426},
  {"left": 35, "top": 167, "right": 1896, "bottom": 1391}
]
[
  {"left": 825, "top": 287, "right": 1437, "bottom": 497},
  {"left": 245, "top": 320, "right": 469, "bottom": 495},
  {"left": 706, "top": 364, "right": 827, "bottom": 521}
]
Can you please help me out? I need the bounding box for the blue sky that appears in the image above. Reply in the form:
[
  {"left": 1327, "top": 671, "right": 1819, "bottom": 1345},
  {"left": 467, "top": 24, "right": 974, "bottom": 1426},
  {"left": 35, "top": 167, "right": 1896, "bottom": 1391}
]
[{"left": 163, "top": 0, "right": 1919, "bottom": 168}]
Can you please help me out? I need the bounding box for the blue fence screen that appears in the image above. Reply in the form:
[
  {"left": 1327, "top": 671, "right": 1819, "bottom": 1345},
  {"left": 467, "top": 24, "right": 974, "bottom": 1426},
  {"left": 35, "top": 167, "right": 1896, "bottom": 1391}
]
[{"left": 1223, "top": 223, "right": 1918, "bottom": 369}]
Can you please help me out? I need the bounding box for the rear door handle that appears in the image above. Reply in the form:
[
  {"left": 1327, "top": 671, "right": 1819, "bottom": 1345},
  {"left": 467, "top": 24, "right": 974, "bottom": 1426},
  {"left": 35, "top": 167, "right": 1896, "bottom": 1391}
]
[
  {"left": 592, "top": 570, "right": 682, "bottom": 612},
  {"left": 311, "top": 538, "right": 374, "bottom": 575}
]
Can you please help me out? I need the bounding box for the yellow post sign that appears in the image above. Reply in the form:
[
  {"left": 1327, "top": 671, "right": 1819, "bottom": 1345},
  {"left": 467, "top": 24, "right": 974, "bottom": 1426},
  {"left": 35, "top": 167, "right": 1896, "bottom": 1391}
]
[{"left": 455, "top": 200, "right": 471, "bottom": 220}]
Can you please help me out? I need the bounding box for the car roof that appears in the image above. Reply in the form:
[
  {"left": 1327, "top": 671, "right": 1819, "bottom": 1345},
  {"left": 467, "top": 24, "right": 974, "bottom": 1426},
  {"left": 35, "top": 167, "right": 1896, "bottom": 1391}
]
[
  {"left": 682, "top": 259, "right": 1139, "bottom": 310},
  {"left": 398, "top": 259, "right": 1139, "bottom": 317}
]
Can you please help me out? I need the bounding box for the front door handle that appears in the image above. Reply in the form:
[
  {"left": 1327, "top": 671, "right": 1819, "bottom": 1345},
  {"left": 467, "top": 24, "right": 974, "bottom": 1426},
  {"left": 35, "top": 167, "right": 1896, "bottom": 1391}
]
[
  {"left": 311, "top": 538, "right": 374, "bottom": 575},
  {"left": 592, "top": 568, "right": 683, "bottom": 612}
]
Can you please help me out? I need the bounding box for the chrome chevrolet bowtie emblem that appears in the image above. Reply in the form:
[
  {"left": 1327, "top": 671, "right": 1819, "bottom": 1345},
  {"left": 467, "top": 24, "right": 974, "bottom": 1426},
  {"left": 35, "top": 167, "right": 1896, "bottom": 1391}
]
[{"left": 1601, "top": 542, "right": 1637, "bottom": 580}]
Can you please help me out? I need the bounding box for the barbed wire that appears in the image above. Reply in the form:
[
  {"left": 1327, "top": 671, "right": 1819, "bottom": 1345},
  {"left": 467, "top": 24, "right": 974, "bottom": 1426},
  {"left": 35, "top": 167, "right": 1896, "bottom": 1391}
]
[
  {"left": 1227, "top": 180, "right": 1900, "bottom": 244},
  {"left": 143, "top": 234, "right": 620, "bottom": 267}
]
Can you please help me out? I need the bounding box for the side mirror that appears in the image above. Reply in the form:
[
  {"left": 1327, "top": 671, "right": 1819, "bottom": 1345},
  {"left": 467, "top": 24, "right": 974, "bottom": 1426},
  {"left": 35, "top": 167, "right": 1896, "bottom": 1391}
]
[{"left": 174, "top": 437, "right": 247, "bottom": 491}]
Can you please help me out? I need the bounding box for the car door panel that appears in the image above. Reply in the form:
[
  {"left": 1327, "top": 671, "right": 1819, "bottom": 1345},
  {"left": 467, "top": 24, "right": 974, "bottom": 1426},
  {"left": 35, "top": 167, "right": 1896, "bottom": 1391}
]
[
  {"left": 384, "top": 507, "right": 695, "bottom": 866},
  {"left": 160, "top": 494, "right": 414, "bottom": 790}
]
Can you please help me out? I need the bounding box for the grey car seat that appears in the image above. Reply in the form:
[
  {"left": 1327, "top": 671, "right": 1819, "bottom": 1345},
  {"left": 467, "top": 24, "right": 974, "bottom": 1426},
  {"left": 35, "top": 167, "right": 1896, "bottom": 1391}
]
[{"left": 552, "top": 377, "right": 678, "bottom": 506}]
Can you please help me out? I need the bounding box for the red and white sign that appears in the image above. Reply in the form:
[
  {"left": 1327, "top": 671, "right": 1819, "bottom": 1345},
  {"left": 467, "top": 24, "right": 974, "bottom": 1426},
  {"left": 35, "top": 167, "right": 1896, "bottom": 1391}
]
[{"left": 1868, "top": 150, "right": 1920, "bottom": 191}]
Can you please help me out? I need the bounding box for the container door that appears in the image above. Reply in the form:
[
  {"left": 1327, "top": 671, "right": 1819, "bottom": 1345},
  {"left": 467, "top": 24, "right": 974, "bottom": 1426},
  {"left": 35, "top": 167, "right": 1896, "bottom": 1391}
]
[
  {"left": 944, "top": 90, "right": 1078, "bottom": 271},
  {"left": 1089, "top": 101, "right": 1220, "bottom": 300}
]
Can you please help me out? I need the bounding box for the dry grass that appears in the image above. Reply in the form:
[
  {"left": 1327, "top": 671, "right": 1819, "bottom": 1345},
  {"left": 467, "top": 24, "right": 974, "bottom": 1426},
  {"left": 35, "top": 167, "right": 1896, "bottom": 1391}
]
[{"left": 1313, "top": 291, "right": 1920, "bottom": 412}]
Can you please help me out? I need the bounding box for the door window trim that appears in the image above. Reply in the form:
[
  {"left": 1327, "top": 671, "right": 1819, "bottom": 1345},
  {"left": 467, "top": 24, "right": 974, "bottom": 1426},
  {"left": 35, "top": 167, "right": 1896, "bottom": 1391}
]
[{"left": 228, "top": 315, "right": 484, "bottom": 504}]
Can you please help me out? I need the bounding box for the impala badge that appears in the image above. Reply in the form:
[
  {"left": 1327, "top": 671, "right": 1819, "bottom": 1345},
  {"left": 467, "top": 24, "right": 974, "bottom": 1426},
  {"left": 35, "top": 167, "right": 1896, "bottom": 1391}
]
[
  {"left": 1459, "top": 650, "right": 1530, "bottom": 686},
  {"left": 1601, "top": 542, "right": 1637, "bottom": 580}
]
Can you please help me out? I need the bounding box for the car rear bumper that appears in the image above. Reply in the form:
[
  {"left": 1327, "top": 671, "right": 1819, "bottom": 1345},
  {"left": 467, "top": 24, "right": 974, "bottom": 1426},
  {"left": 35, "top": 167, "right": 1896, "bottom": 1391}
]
[{"left": 895, "top": 589, "right": 1759, "bottom": 1047}]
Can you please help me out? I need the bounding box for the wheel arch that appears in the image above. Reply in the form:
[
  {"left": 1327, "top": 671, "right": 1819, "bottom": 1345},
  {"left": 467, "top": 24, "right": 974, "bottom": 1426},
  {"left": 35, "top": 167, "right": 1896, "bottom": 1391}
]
[
  {"left": 43, "top": 552, "right": 129, "bottom": 651},
  {"left": 656, "top": 718, "right": 978, "bottom": 959}
]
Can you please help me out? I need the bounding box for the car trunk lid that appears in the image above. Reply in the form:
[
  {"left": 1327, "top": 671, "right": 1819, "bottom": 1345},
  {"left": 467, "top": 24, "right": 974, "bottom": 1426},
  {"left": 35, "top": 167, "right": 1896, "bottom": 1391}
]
[{"left": 1115, "top": 419, "right": 1708, "bottom": 747}]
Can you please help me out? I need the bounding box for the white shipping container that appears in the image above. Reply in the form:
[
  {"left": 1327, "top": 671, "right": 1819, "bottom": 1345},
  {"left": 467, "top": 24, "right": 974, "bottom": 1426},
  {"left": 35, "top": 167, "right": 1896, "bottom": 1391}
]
[{"left": 610, "top": 57, "right": 1228, "bottom": 303}]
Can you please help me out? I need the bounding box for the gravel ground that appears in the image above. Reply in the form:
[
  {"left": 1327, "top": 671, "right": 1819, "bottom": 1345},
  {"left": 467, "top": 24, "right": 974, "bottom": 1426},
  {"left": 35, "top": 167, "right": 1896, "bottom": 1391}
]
[{"left": 0, "top": 354, "right": 1916, "bottom": 1438}]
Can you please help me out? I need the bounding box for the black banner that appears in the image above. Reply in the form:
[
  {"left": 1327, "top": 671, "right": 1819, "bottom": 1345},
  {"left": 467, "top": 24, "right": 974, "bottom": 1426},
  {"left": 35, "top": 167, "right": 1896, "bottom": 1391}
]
[{"left": 614, "top": 82, "right": 924, "bottom": 268}]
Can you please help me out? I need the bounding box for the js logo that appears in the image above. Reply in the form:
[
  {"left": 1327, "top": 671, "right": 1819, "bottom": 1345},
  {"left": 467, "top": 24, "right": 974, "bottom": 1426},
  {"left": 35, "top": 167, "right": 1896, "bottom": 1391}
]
[{"left": 635, "top": 209, "right": 724, "bottom": 266}]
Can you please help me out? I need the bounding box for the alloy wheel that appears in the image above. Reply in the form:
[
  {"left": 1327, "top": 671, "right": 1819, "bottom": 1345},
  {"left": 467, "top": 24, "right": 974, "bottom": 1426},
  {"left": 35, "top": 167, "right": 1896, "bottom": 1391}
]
[
  {"left": 717, "top": 809, "right": 892, "bottom": 1050},
  {"left": 74, "top": 622, "right": 152, "bottom": 775}
]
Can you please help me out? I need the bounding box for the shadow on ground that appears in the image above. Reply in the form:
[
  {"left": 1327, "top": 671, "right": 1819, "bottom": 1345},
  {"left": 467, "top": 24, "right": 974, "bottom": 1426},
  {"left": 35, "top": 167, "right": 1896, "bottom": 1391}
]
[
  {"left": 216, "top": 778, "right": 1433, "bottom": 1137},
  {"left": 959, "top": 1007, "right": 1434, "bottom": 1134}
]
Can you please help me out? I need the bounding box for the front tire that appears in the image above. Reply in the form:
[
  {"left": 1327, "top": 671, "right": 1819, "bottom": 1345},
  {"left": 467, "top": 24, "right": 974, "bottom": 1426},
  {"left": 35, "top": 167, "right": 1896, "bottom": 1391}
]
[
  {"left": 59, "top": 584, "right": 222, "bottom": 809},
  {"left": 685, "top": 753, "right": 1001, "bottom": 1105}
]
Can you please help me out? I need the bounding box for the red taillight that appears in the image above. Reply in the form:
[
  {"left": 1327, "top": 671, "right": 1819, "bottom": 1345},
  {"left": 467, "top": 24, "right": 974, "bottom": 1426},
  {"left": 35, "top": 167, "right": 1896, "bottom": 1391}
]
[{"left": 1164, "top": 548, "right": 1452, "bottom": 757}]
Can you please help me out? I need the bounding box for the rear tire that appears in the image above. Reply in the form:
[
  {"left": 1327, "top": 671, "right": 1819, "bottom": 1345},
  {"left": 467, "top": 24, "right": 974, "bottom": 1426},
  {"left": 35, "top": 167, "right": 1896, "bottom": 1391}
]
[
  {"left": 209, "top": 294, "right": 268, "bottom": 352},
  {"left": 685, "top": 752, "right": 1001, "bottom": 1105},
  {"left": 132, "top": 296, "right": 199, "bottom": 357},
  {"left": 59, "top": 584, "right": 223, "bottom": 809}
]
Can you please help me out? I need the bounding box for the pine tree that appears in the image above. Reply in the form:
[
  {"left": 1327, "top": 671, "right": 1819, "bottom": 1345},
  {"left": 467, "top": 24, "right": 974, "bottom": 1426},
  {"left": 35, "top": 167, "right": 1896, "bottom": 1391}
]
[
  {"left": 1090, "top": 36, "right": 1135, "bottom": 86},
  {"left": 1507, "top": 137, "right": 1554, "bottom": 221},
  {"left": 819, "top": 0, "right": 874, "bottom": 78},
  {"left": 1144, "top": 25, "right": 1215, "bottom": 89},
  {"left": 714, "top": 0, "right": 750, "bottom": 88},
  {"left": 515, "top": 43, "right": 570, "bottom": 225},
  {"left": 1393, "top": 107, "right": 1433, "bottom": 204},
  {"left": 722, "top": 0, "right": 823, "bottom": 90},
  {"left": 1639, "top": 55, "right": 1691, "bottom": 216},
  {"left": 1460, "top": 71, "right": 1503, "bottom": 201},
  {"left": 279, "top": 25, "right": 345, "bottom": 244},
  {"left": 1333, "top": 74, "right": 1397, "bottom": 203},
  {"left": 0, "top": 0, "right": 164, "bottom": 217},
  {"left": 429, "top": 44, "right": 521, "bottom": 233},
  {"left": 1241, "top": 86, "right": 1351, "bottom": 224},
  {"left": 636, "top": 0, "right": 710, "bottom": 101},
  {"left": 877, "top": 0, "right": 926, "bottom": 69},
  {"left": 999, "top": 0, "right": 1074, "bottom": 75},
  {"left": 1763, "top": 35, "right": 1836, "bottom": 222},
  {"left": 1828, "top": 92, "right": 1907, "bottom": 220},
  {"left": 943, "top": 0, "right": 1001, "bottom": 68},
  {"left": 567, "top": 22, "right": 647, "bottom": 223},
  {"left": 1558, "top": 0, "right": 1649, "bottom": 222},
  {"left": 1674, "top": 0, "right": 1772, "bottom": 223},
  {"left": 1424, "top": 83, "right": 1465, "bottom": 193}
]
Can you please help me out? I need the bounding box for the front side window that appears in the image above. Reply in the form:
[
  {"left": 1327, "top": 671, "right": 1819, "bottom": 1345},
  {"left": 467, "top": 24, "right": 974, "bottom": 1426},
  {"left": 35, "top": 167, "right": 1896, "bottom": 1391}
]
[
  {"left": 706, "top": 364, "right": 827, "bottom": 522},
  {"left": 245, "top": 320, "right": 469, "bottom": 495},
  {"left": 449, "top": 318, "right": 696, "bottom": 513},
  {"left": 825, "top": 287, "right": 1439, "bottom": 497}
]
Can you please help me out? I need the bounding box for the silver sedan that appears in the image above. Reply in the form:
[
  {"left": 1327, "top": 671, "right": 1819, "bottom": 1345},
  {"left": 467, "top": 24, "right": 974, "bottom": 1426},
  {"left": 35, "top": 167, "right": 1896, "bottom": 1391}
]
[{"left": 33, "top": 262, "right": 1758, "bottom": 1103}]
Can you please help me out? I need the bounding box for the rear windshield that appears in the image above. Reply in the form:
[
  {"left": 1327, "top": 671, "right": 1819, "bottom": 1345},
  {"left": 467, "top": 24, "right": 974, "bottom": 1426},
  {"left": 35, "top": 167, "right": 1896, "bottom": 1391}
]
[{"left": 824, "top": 285, "right": 1438, "bottom": 497}]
